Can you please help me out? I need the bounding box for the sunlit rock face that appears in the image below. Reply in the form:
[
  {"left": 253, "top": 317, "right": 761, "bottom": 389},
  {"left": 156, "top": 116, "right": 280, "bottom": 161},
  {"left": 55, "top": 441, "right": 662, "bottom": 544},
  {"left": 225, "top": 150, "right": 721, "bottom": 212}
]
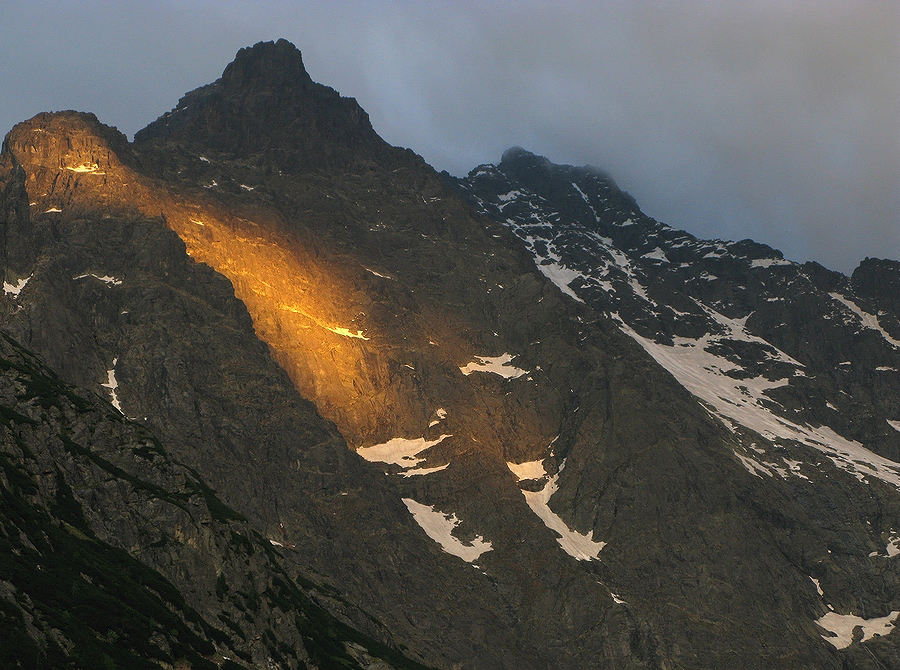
[{"left": 5, "top": 38, "right": 900, "bottom": 670}]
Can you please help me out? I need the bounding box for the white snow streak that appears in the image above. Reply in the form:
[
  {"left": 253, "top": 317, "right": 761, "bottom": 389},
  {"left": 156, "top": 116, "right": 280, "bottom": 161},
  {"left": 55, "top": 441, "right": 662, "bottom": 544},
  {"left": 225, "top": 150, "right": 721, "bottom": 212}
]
[
  {"left": 100, "top": 359, "right": 123, "bottom": 414},
  {"left": 402, "top": 498, "right": 492, "bottom": 562},
  {"left": 496, "top": 189, "right": 522, "bottom": 203},
  {"left": 401, "top": 464, "right": 450, "bottom": 477},
  {"left": 571, "top": 182, "right": 599, "bottom": 220},
  {"left": 641, "top": 247, "right": 669, "bottom": 262},
  {"left": 888, "top": 420, "right": 900, "bottom": 434},
  {"left": 325, "top": 326, "right": 369, "bottom": 340},
  {"left": 74, "top": 273, "right": 123, "bottom": 285},
  {"left": 811, "top": 577, "right": 825, "bottom": 597},
  {"left": 460, "top": 353, "right": 528, "bottom": 379},
  {"left": 829, "top": 293, "right": 900, "bottom": 348},
  {"left": 870, "top": 532, "right": 900, "bottom": 557},
  {"left": 734, "top": 452, "right": 772, "bottom": 478}
]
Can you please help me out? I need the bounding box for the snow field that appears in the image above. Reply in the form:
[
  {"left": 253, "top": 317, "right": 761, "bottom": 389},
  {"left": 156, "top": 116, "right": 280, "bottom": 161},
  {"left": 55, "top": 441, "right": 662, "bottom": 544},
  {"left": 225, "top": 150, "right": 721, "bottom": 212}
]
[{"left": 618, "top": 320, "right": 900, "bottom": 490}]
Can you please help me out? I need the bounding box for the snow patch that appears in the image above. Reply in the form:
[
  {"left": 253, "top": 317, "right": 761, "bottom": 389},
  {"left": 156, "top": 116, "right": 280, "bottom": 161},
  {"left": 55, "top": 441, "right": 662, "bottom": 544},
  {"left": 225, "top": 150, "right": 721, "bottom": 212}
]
[
  {"left": 326, "top": 326, "right": 369, "bottom": 340},
  {"left": 817, "top": 611, "right": 899, "bottom": 649},
  {"left": 66, "top": 163, "right": 101, "bottom": 173},
  {"left": 641, "top": 247, "right": 669, "bottom": 262},
  {"left": 460, "top": 353, "right": 528, "bottom": 379},
  {"left": 520, "top": 472, "right": 605, "bottom": 561},
  {"left": 570, "top": 182, "right": 599, "bottom": 220},
  {"left": 811, "top": 577, "right": 824, "bottom": 597},
  {"left": 536, "top": 259, "right": 586, "bottom": 302},
  {"left": 496, "top": 189, "right": 522, "bottom": 202},
  {"left": 751, "top": 258, "right": 792, "bottom": 268},
  {"left": 365, "top": 268, "right": 393, "bottom": 279},
  {"left": 356, "top": 434, "right": 451, "bottom": 469},
  {"left": 100, "top": 359, "right": 123, "bottom": 414},
  {"left": 402, "top": 498, "right": 492, "bottom": 562},
  {"left": 507, "top": 460, "right": 547, "bottom": 481},
  {"left": 44, "top": 207, "right": 62, "bottom": 213},
  {"left": 734, "top": 452, "right": 772, "bottom": 478},
  {"left": 887, "top": 420, "right": 900, "bottom": 434},
  {"left": 3, "top": 275, "right": 31, "bottom": 297},
  {"left": 402, "top": 464, "right": 450, "bottom": 477},
  {"left": 428, "top": 407, "right": 448, "bottom": 427},
  {"left": 871, "top": 532, "right": 900, "bottom": 557}
]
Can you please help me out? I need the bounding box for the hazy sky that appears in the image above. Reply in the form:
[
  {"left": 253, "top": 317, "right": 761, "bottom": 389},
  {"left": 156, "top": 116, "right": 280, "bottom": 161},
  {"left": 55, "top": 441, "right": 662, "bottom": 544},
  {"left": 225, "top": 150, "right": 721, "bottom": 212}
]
[{"left": 1, "top": 1, "right": 897, "bottom": 274}]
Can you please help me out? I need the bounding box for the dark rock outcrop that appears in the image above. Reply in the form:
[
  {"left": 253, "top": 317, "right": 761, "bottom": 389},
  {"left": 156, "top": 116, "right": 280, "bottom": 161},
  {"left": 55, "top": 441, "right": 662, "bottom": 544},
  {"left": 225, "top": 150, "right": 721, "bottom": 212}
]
[
  {"left": 136, "top": 39, "right": 392, "bottom": 173},
  {"left": 0, "top": 331, "right": 433, "bottom": 670}
]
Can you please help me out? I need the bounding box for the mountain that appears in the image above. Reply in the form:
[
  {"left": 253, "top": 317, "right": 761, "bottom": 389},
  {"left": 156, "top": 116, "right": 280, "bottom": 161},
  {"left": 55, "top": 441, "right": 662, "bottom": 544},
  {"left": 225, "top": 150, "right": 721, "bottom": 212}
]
[{"left": 3, "top": 38, "right": 900, "bottom": 669}]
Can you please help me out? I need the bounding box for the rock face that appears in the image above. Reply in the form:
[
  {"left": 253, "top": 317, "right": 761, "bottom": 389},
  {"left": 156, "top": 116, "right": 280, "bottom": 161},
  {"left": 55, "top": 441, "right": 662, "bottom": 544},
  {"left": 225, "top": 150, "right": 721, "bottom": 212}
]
[
  {"left": 0, "top": 332, "right": 433, "bottom": 670},
  {"left": 3, "top": 38, "right": 900, "bottom": 669}
]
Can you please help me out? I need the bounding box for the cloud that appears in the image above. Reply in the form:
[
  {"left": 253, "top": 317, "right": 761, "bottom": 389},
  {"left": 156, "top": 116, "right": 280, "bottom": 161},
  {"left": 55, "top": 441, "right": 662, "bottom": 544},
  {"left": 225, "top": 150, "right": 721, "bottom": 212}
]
[{"left": 1, "top": 0, "right": 896, "bottom": 273}]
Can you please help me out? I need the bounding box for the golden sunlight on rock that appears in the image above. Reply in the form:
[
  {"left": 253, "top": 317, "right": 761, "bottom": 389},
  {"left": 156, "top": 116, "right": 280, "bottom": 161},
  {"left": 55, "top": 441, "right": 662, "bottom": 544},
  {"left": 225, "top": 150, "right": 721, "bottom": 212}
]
[
  {"left": 6, "top": 112, "right": 552, "bottom": 457},
  {"left": 161, "top": 206, "right": 391, "bottom": 445}
]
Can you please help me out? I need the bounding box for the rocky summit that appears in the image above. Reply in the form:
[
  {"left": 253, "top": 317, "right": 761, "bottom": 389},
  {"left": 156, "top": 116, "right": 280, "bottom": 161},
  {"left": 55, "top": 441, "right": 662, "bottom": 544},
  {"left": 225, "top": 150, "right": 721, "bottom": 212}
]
[{"left": 2, "top": 39, "right": 900, "bottom": 670}]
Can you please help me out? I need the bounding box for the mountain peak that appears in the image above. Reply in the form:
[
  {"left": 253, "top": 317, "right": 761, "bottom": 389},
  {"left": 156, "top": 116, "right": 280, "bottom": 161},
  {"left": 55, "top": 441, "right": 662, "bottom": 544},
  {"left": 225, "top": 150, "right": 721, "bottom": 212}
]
[
  {"left": 220, "top": 39, "right": 314, "bottom": 93},
  {"left": 135, "top": 39, "right": 389, "bottom": 172},
  {"left": 499, "top": 146, "right": 550, "bottom": 171}
]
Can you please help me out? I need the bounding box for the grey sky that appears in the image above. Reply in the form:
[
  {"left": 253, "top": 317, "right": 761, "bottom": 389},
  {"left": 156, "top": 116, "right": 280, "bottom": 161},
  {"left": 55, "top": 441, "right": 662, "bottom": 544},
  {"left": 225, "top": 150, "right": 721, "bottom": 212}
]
[{"left": 1, "top": 0, "right": 897, "bottom": 274}]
